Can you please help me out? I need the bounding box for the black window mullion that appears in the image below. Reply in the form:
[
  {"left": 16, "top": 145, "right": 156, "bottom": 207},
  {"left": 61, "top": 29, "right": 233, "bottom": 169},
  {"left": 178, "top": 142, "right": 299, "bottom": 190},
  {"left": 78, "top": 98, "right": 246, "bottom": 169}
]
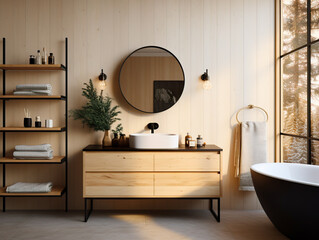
[{"left": 307, "top": 0, "right": 311, "bottom": 164}]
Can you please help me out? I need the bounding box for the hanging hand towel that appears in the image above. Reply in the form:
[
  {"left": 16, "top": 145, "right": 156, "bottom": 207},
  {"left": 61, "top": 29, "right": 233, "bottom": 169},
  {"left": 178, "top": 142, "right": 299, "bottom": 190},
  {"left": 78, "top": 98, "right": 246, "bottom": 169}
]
[{"left": 238, "top": 121, "right": 268, "bottom": 191}]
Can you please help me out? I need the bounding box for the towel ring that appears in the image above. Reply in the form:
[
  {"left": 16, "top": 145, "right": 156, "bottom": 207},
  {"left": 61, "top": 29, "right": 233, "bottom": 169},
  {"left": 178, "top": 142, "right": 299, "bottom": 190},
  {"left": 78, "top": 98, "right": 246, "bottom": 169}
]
[{"left": 236, "top": 104, "right": 268, "bottom": 124}]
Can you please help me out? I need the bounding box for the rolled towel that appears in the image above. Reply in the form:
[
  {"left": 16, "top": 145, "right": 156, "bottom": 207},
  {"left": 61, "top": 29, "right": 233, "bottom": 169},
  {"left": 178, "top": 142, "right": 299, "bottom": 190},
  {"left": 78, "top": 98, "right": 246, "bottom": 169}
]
[
  {"left": 13, "top": 90, "right": 52, "bottom": 96},
  {"left": 13, "top": 150, "right": 53, "bottom": 159},
  {"left": 15, "top": 144, "right": 52, "bottom": 151},
  {"left": 6, "top": 182, "right": 53, "bottom": 193},
  {"left": 16, "top": 84, "right": 52, "bottom": 91}
]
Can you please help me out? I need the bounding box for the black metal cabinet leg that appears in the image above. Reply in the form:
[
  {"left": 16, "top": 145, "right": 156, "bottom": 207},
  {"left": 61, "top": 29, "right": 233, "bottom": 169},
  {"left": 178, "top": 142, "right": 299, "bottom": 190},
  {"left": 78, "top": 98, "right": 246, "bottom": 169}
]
[
  {"left": 209, "top": 198, "right": 220, "bottom": 222},
  {"left": 84, "top": 198, "right": 93, "bottom": 222}
]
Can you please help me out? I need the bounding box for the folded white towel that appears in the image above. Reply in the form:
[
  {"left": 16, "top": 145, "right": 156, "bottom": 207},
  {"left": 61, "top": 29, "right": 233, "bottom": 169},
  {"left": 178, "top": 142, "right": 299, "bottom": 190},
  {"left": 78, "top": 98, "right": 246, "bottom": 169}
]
[
  {"left": 6, "top": 182, "right": 53, "bottom": 193},
  {"left": 16, "top": 84, "right": 52, "bottom": 91},
  {"left": 13, "top": 150, "right": 53, "bottom": 159},
  {"left": 15, "top": 144, "right": 52, "bottom": 151},
  {"left": 238, "top": 121, "right": 268, "bottom": 191},
  {"left": 13, "top": 90, "right": 52, "bottom": 96}
]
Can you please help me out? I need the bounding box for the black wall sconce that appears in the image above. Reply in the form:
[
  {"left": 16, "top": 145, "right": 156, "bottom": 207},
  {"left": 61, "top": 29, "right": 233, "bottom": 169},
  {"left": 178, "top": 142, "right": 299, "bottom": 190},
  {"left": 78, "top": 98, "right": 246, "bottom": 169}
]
[
  {"left": 201, "top": 69, "right": 212, "bottom": 90},
  {"left": 99, "top": 69, "right": 107, "bottom": 89}
]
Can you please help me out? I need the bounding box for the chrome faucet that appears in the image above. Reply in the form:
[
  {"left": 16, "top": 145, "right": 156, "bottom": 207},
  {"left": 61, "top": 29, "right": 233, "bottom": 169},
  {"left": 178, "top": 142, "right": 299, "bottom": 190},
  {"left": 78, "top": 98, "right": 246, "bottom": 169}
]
[{"left": 147, "top": 122, "right": 159, "bottom": 134}]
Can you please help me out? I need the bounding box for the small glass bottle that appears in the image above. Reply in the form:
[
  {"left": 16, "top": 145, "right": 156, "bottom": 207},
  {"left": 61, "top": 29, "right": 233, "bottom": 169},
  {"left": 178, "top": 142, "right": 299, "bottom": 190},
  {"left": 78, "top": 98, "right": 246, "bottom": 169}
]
[
  {"left": 48, "top": 53, "right": 55, "bottom": 64},
  {"left": 185, "top": 132, "right": 192, "bottom": 147},
  {"left": 197, "top": 135, "right": 204, "bottom": 147},
  {"left": 42, "top": 47, "right": 47, "bottom": 64},
  {"left": 36, "top": 50, "right": 41, "bottom": 64},
  {"left": 112, "top": 133, "right": 119, "bottom": 147},
  {"left": 119, "top": 134, "right": 126, "bottom": 147}
]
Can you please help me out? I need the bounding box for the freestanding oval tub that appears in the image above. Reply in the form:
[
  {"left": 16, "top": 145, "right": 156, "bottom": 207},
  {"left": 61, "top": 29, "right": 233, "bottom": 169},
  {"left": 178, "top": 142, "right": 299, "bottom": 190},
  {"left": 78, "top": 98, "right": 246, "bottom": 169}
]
[{"left": 251, "top": 163, "right": 319, "bottom": 239}]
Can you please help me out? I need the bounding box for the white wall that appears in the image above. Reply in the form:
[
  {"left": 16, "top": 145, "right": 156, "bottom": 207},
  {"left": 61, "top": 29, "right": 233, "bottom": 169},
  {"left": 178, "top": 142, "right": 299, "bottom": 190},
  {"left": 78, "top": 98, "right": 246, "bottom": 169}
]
[{"left": 0, "top": 0, "right": 274, "bottom": 210}]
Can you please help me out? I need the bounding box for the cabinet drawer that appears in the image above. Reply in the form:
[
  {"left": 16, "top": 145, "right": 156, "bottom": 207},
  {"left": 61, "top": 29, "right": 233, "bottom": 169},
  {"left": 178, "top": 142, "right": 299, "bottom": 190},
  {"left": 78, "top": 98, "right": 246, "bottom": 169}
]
[
  {"left": 83, "top": 152, "right": 153, "bottom": 171},
  {"left": 154, "top": 172, "right": 220, "bottom": 197},
  {"left": 154, "top": 152, "right": 220, "bottom": 171},
  {"left": 84, "top": 172, "right": 153, "bottom": 197}
]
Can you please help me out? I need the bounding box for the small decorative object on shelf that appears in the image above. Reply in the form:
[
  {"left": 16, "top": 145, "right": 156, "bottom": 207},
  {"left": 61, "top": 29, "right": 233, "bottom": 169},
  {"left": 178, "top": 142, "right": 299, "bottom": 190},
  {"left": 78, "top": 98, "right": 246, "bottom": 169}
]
[
  {"left": 23, "top": 108, "right": 32, "bottom": 127},
  {"left": 29, "top": 55, "right": 36, "bottom": 64},
  {"left": 36, "top": 50, "right": 41, "bottom": 64},
  {"left": 45, "top": 119, "right": 53, "bottom": 128},
  {"left": 70, "top": 79, "right": 122, "bottom": 147},
  {"left": 42, "top": 47, "right": 47, "bottom": 64},
  {"left": 48, "top": 53, "right": 55, "bottom": 64},
  {"left": 35, "top": 116, "right": 41, "bottom": 127}
]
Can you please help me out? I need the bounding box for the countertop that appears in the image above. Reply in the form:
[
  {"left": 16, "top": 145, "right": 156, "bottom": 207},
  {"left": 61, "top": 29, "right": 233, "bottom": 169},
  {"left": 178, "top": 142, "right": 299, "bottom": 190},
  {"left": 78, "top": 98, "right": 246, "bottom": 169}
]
[{"left": 83, "top": 144, "right": 223, "bottom": 152}]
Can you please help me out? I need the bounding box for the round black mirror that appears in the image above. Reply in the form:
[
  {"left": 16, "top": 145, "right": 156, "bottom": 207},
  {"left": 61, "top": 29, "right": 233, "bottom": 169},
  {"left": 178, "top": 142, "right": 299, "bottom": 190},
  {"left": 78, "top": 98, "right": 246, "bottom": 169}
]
[{"left": 119, "top": 46, "right": 185, "bottom": 113}]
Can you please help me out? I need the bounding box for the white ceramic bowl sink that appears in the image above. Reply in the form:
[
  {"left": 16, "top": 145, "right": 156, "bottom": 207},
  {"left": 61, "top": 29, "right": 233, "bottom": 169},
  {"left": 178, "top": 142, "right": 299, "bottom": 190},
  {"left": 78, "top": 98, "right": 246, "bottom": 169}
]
[{"left": 129, "top": 133, "right": 179, "bottom": 149}]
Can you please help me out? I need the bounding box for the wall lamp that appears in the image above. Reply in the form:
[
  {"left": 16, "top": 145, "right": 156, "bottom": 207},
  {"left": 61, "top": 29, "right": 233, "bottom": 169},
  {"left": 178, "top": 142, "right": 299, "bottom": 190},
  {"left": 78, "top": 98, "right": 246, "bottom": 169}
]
[
  {"left": 99, "top": 69, "right": 107, "bottom": 89},
  {"left": 201, "top": 69, "right": 212, "bottom": 90}
]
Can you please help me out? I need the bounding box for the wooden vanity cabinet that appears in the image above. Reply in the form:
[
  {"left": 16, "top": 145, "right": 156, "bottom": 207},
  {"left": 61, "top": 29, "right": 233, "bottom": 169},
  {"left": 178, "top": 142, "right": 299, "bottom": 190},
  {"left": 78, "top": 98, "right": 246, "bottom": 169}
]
[{"left": 82, "top": 145, "right": 222, "bottom": 221}]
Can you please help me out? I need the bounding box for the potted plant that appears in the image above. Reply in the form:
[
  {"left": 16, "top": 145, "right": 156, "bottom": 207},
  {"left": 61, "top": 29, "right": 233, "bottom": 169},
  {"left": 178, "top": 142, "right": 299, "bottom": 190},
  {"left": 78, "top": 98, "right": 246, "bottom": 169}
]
[{"left": 70, "top": 79, "right": 121, "bottom": 146}]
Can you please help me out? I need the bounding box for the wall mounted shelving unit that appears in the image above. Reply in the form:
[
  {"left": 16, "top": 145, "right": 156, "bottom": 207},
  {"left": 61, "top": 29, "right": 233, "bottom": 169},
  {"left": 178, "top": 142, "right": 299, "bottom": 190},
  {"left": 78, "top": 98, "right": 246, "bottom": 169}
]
[{"left": 0, "top": 38, "right": 68, "bottom": 211}]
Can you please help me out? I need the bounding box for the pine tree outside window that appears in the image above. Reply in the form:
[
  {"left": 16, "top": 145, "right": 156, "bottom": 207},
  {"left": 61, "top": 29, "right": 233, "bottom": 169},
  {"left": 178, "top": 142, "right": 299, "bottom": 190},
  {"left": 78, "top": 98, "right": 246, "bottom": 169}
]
[{"left": 280, "top": 0, "right": 319, "bottom": 164}]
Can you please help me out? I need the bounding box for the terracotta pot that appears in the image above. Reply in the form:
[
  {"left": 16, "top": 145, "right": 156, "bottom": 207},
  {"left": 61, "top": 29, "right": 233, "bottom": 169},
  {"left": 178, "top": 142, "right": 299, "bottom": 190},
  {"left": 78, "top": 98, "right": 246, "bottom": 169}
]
[{"left": 102, "top": 130, "right": 112, "bottom": 147}]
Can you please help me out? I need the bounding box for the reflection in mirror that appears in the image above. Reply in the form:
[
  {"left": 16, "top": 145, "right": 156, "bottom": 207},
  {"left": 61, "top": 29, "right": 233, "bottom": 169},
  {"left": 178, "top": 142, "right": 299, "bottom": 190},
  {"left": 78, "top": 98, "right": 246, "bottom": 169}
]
[{"left": 119, "top": 46, "right": 184, "bottom": 113}]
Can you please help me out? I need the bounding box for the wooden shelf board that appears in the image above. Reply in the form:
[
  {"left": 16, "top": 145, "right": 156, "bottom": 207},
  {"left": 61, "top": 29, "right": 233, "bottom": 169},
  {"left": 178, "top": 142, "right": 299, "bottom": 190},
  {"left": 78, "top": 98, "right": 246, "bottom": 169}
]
[
  {"left": 0, "top": 156, "right": 65, "bottom": 163},
  {"left": 0, "top": 64, "right": 65, "bottom": 71},
  {"left": 0, "top": 95, "right": 65, "bottom": 100},
  {"left": 0, "top": 127, "right": 65, "bottom": 132},
  {"left": 0, "top": 186, "right": 65, "bottom": 197}
]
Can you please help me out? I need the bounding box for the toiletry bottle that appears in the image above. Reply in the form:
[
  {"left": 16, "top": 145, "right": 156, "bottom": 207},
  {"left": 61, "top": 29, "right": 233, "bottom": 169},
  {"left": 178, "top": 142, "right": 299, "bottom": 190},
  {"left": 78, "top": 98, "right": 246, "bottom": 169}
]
[
  {"left": 48, "top": 53, "right": 55, "bottom": 64},
  {"left": 35, "top": 116, "right": 41, "bottom": 127},
  {"left": 42, "top": 48, "right": 47, "bottom": 64},
  {"left": 185, "top": 132, "right": 192, "bottom": 147},
  {"left": 29, "top": 55, "right": 36, "bottom": 64},
  {"left": 189, "top": 140, "right": 196, "bottom": 148},
  {"left": 119, "top": 134, "right": 126, "bottom": 147},
  {"left": 197, "top": 135, "right": 204, "bottom": 147},
  {"left": 36, "top": 50, "right": 41, "bottom": 64},
  {"left": 112, "top": 133, "right": 119, "bottom": 147}
]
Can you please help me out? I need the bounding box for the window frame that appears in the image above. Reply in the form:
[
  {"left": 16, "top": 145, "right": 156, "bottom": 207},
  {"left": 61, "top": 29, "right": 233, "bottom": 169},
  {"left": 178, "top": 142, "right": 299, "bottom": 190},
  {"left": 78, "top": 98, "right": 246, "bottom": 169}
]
[{"left": 276, "top": 0, "right": 319, "bottom": 164}]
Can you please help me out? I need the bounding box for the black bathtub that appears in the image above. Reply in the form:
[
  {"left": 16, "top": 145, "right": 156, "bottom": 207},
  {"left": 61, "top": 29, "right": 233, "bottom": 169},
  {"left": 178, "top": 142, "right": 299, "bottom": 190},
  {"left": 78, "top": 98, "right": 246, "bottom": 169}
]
[{"left": 251, "top": 163, "right": 319, "bottom": 239}]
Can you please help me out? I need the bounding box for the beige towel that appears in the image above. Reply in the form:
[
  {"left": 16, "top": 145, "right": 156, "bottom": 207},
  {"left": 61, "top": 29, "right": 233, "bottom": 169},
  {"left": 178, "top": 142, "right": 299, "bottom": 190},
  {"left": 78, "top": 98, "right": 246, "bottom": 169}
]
[{"left": 234, "top": 121, "right": 268, "bottom": 191}]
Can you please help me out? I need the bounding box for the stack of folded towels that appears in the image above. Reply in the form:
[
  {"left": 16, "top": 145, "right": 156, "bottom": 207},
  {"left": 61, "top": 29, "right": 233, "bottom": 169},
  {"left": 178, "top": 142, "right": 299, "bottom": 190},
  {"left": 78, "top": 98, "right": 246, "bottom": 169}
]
[
  {"left": 6, "top": 182, "right": 53, "bottom": 193},
  {"left": 13, "top": 84, "right": 52, "bottom": 96},
  {"left": 13, "top": 144, "right": 53, "bottom": 160}
]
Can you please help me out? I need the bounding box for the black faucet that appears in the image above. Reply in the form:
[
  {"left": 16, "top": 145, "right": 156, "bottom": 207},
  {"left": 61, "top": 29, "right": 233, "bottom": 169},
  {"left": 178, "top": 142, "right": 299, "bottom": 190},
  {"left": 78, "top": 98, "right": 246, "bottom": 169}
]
[{"left": 147, "top": 122, "right": 159, "bottom": 134}]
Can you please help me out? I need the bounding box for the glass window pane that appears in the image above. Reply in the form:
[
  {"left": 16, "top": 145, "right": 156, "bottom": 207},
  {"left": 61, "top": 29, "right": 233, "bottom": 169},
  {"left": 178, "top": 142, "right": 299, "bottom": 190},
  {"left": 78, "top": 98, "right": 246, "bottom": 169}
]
[
  {"left": 281, "top": 48, "right": 307, "bottom": 136},
  {"left": 311, "top": 42, "right": 319, "bottom": 138},
  {"left": 311, "top": 140, "right": 319, "bottom": 164},
  {"left": 312, "top": 0, "right": 319, "bottom": 41},
  {"left": 281, "top": 0, "right": 307, "bottom": 54},
  {"left": 282, "top": 135, "right": 307, "bottom": 163}
]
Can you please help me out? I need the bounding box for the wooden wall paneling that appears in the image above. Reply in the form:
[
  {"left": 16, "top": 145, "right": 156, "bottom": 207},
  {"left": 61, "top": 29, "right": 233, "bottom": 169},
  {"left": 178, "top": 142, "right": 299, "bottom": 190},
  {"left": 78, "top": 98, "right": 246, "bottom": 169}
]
[
  {"left": 230, "top": 0, "right": 245, "bottom": 209},
  {"left": 216, "top": 0, "right": 231, "bottom": 209},
  {"left": 178, "top": 0, "right": 191, "bottom": 145},
  {"left": 0, "top": 0, "right": 275, "bottom": 210}
]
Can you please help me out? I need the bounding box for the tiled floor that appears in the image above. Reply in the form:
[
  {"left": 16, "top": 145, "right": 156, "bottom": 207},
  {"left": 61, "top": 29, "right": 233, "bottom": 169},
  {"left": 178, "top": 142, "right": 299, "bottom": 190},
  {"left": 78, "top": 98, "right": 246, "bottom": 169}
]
[{"left": 0, "top": 210, "right": 287, "bottom": 240}]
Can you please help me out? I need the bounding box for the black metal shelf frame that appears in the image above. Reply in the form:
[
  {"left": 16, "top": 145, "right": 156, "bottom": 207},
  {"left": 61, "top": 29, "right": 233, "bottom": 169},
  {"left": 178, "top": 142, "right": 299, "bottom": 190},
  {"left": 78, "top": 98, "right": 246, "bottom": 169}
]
[{"left": 1, "top": 38, "right": 68, "bottom": 212}]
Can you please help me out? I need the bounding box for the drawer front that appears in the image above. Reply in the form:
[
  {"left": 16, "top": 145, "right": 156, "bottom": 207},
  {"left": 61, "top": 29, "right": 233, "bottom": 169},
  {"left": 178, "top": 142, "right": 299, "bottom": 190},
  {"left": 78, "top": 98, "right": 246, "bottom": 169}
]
[
  {"left": 154, "top": 172, "right": 220, "bottom": 197},
  {"left": 83, "top": 152, "right": 153, "bottom": 171},
  {"left": 84, "top": 172, "right": 153, "bottom": 197},
  {"left": 154, "top": 152, "right": 220, "bottom": 171}
]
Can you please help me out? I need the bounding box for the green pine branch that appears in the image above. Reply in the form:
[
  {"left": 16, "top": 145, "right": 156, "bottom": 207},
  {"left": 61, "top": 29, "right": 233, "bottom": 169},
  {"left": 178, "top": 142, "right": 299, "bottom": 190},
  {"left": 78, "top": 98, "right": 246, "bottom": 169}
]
[{"left": 70, "top": 79, "right": 121, "bottom": 131}]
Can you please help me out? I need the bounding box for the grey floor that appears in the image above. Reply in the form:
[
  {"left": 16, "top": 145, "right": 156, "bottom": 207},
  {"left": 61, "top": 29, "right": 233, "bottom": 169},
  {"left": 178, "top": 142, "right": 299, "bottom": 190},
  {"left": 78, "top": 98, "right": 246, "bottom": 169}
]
[{"left": 0, "top": 210, "right": 287, "bottom": 240}]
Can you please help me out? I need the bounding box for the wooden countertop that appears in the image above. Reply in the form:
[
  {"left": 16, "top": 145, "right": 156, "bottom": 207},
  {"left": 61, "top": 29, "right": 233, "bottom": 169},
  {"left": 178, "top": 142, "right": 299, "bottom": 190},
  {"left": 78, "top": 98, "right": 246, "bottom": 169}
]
[{"left": 83, "top": 144, "right": 223, "bottom": 152}]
